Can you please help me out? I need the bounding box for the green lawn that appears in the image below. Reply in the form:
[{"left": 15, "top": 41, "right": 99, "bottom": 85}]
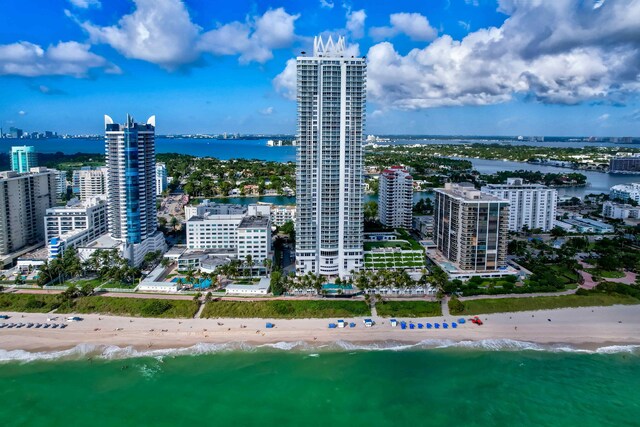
[
  {"left": 451, "top": 294, "right": 640, "bottom": 315},
  {"left": 201, "top": 300, "right": 371, "bottom": 319},
  {"left": 586, "top": 269, "right": 626, "bottom": 279},
  {"left": 0, "top": 293, "right": 62, "bottom": 313},
  {"left": 376, "top": 301, "right": 442, "bottom": 318},
  {"left": 363, "top": 250, "right": 425, "bottom": 270},
  {"left": 56, "top": 296, "right": 199, "bottom": 318}
]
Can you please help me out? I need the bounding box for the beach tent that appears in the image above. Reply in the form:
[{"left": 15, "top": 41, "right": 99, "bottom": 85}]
[
  {"left": 434, "top": 323, "right": 440, "bottom": 329},
  {"left": 337, "top": 319, "right": 346, "bottom": 328},
  {"left": 400, "top": 321, "right": 407, "bottom": 330},
  {"left": 452, "top": 322, "right": 457, "bottom": 328},
  {"left": 409, "top": 323, "right": 415, "bottom": 330},
  {"left": 417, "top": 323, "right": 424, "bottom": 329},
  {"left": 443, "top": 323, "right": 449, "bottom": 329},
  {"left": 349, "top": 322, "right": 356, "bottom": 328},
  {"left": 426, "top": 323, "right": 432, "bottom": 329},
  {"left": 328, "top": 323, "right": 337, "bottom": 329},
  {"left": 266, "top": 322, "right": 275, "bottom": 329},
  {"left": 390, "top": 319, "right": 398, "bottom": 327},
  {"left": 364, "top": 319, "right": 374, "bottom": 327}
]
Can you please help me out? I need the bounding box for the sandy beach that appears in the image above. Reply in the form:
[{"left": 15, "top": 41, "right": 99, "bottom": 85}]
[{"left": 1, "top": 305, "right": 639, "bottom": 355}]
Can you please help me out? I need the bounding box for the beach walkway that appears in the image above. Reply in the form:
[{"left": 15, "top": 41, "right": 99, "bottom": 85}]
[{"left": 441, "top": 297, "right": 450, "bottom": 317}]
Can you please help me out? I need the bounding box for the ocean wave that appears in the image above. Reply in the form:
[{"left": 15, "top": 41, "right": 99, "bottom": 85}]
[{"left": 1, "top": 340, "right": 638, "bottom": 363}]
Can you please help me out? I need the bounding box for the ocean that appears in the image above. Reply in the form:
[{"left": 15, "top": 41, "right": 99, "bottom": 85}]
[{"left": 0, "top": 343, "right": 638, "bottom": 426}]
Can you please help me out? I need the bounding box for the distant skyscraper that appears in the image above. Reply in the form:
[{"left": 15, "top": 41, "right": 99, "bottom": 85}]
[
  {"left": 481, "top": 178, "right": 557, "bottom": 232},
  {"left": 155, "top": 162, "right": 168, "bottom": 195},
  {"left": 105, "top": 114, "right": 165, "bottom": 264},
  {"left": 434, "top": 183, "right": 509, "bottom": 272},
  {"left": 11, "top": 145, "right": 37, "bottom": 173},
  {"left": 295, "top": 36, "right": 366, "bottom": 278},
  {"left": 378, "top": 166, "right": 413, "bottom": 229}
]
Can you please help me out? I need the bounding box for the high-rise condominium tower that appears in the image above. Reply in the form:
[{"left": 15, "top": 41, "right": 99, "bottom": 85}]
[
  {"left": 105, "top": 115, "right": 165, "bottom": 264},
  {"left": 434, "top": 183, "right": 509, "bottom": 272},
  {"left": 378, "top": 166, "right": 413, "bottom": 229},
  {"left": 11, "top": 145, "right": 37, "bottom": 173},
  {"left": 295, "top": 36, "right": 366, "bottom": 278}
]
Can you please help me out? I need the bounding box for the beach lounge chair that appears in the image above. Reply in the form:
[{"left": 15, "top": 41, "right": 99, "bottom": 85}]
[
  {"left": 434, "top": 323, "right": 440, "bottom": 329},
  {"left": 328, "top": 323, "right": 337, "bottom": 329},
  {"left": 426, "top": 323, "right": 432, "bottom": 329},
  {"left": 452, "top": 322, "right": 457, "bottom": 328}
]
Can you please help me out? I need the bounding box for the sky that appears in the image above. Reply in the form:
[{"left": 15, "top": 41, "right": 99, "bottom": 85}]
[{"left": 0, "top": 0, "right": 639, "bottom": 136}]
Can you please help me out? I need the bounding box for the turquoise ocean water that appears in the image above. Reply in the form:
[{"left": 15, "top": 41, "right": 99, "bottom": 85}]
[{"left": 0, "top": 342, "right": 638, "bottom": 427}]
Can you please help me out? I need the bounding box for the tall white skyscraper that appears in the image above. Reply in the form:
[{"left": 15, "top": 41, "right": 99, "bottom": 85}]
[
  {"left": 481, "top": 178, "right": 557, "bottom": 232},
  {"left": 295, "top": 36, "right": 366, "bottom": 278},
  {"left": 378, "top": 166, "right": 413, "bottom": 229},
  {"left": 105, "top": 114, "right": 165, "bottom": 264}
]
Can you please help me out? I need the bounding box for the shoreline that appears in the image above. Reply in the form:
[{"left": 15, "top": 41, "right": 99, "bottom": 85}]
[{"left": 1, "top": 305, "right": 639, "bottom": 357}]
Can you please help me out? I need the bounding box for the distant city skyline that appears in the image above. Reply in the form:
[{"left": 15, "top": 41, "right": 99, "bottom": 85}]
[{"left": 1, "top": 0, "right": 639, "bottom": 136}]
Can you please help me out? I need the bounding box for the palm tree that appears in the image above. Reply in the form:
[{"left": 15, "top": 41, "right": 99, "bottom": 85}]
[{"left": 245, "top": 255, "right": 253, "bottom": 277}]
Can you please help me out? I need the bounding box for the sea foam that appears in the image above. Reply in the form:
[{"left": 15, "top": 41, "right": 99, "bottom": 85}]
[{"left": 1, "top": 340, "right": 638, "bottom": 363}]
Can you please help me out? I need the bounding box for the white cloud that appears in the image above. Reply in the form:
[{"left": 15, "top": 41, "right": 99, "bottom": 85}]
[
  {"left": 0, "top": 41, "right": 117, "bottom": 77},
  {"left": 273, "top": 58, "right": 297, "bottom": 100},
  {"left": 458, "top": 20, "right": 471, "bottom": 31},
  {"left": 76, "top": 1, "right": 299, "bottom": 69},
  {"left": 598, "top": 113, "right": 610, "bottom": 121},
  {"left": 319, "top": 0, "right": 334, "bottom": 9},
  {"left": 18, "top": 110, "right": 27, "bottom": 116},
  {"left": 259, "top": 106, "right": 275, "bottom": 115},
  {"left": 370, "top": 13, "right": 437, "bottom": 41},
  {"left": 68, "top": 0, "right": 100, "bottom": 8},
  {"left": 346, "top": 9, "right": 366, "bottom": 39},
  {"left": 367, "top": 0, "right": 640, "bottom": 109}
]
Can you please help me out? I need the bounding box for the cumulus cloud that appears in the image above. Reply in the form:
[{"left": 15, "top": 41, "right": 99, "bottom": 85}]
[
  {"left": 68, "top": 0, "right": 100, "bottom": 8},
  {"left": 74, "top": 0, "right": 299, "bottom": 69},
  {"left": 18, "top": 110, "right": 27, "bottom": 116},
  {"left": 367, "top": 0, "right": 640, "bottom": 109},
  {"left": 320, "top": 0, "right": 334, "bottom": 9},
  {"left": 0, "top": 41, "right": 118, "bottom": 77},
  {"left": 273, "top": 58, "right": 297, "bottom": 100},
  {"left": 200, "top": 8, "right": 299, "bottom": 64},
  {"left": 346, "top": 9, "right": 366, "bottom": 39},
  {"left": 370, "top": 13, "right": 437, "bottom": 41},
  {"left": 259, "top": 106, "right": 275, "bottom": 115}
]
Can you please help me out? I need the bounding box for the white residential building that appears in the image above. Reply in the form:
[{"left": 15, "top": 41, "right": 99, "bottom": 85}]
[
  {"left": 45, "top": 196, "right": 108, "bottom": 260},
  {"left": 481, "top": 178, "right": 557, "bottom": 232},
  {"left": 610, "top": 183, "right": 640, "bottom": 203},
  {"left": 271, "top": 205, "right": 296, "bottom": 226},
  {"left": 295, "top": 35, "right": 366, "bottom": 278},
  {"left": 186, "top": 204, "right": 272, "bottom": 263},
  {"left": 105, "top": 114, "right": 166, "bottom": 265},
  {"left": 54, "top": 170, "right": 67, "bottom": 197},
  {"left": 0, "top": 167, "right": 57, "bottom": 265},
  {"left": 378, "top": 166, "right": 413, "bottom": 229},
  {"left": 78, "top": 167, "right": 107, "bottom": 200},
  {"left": 184, "top": 200, "right": 247, "bottom": 221},
  {"left": 156, "top": 162, "right": 167, "bottom": 195},
  {"left": 602, "top": 201, "right": 640, "bottom": 219}
]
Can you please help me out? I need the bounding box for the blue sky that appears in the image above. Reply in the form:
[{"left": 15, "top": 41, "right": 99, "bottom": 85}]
[{"left": 0, "top": 0, "right": 638, "bottom": 136}]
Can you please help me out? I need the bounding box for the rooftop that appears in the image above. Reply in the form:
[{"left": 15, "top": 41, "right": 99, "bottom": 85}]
[
  {"left": 436, "top": 182, "right": 507, "bottom": 203},
  {"left": 238, "top": 215, "right": 270, "bottom": 229}
]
